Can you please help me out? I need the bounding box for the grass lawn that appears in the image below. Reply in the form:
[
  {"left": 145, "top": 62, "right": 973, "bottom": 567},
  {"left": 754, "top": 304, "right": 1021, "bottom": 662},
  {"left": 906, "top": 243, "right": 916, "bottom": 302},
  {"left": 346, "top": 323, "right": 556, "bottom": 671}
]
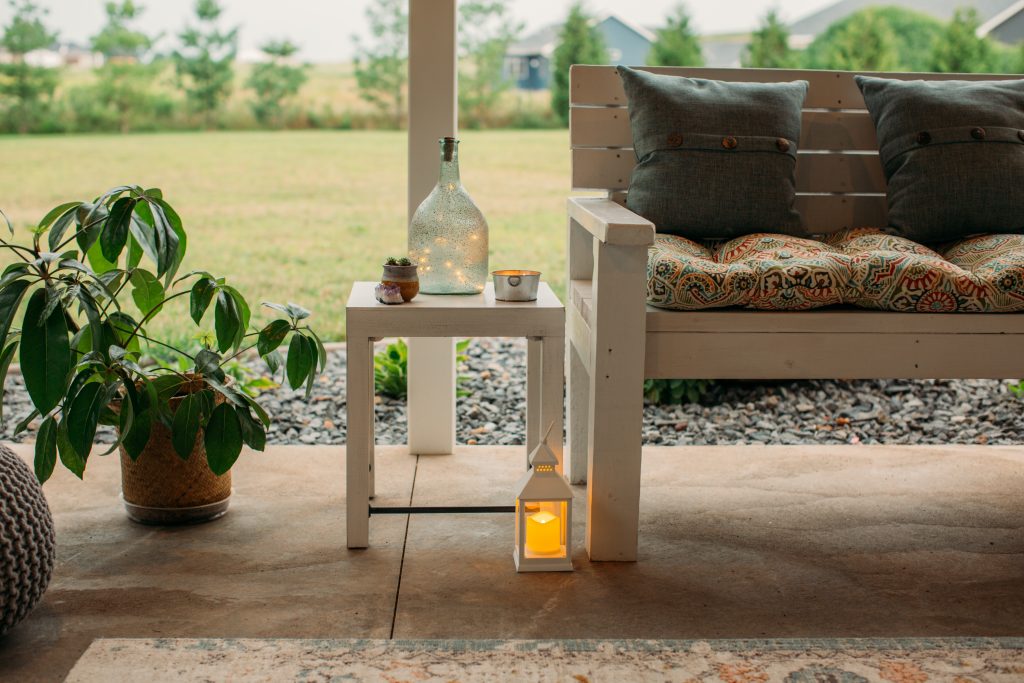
[{"left": 0, "top": 129, "right": 572, "bottom": 341}]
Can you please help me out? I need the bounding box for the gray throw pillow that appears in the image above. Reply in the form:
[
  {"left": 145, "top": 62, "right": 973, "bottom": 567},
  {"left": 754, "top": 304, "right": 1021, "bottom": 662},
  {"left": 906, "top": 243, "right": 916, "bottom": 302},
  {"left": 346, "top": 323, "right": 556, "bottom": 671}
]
[
  {"left": 855, "top": 75, "right": 1024, "bottom": 243},
  {"left": 618, "top": 66, "right": 808, "bottom": 239}
]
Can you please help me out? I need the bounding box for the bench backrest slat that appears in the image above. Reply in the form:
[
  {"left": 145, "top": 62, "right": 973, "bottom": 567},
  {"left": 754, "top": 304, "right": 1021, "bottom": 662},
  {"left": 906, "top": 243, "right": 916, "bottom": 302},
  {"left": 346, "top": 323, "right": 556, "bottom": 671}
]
[{"left": 570, "top": 66, "right": 1020, "bottom": 233}]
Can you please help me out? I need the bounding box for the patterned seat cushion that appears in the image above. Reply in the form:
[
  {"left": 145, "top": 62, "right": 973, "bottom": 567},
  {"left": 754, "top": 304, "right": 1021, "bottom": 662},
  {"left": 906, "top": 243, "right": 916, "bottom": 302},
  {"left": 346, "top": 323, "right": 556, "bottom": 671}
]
[{"left": 647, "top": 228, "right": 1024, "bottom": 312}]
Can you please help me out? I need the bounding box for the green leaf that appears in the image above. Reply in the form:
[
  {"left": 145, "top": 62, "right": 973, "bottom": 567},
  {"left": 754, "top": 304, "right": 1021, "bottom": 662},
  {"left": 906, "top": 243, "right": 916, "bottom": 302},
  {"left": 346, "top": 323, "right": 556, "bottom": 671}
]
[
  {"left": 222, "top": 285, "right": 250, "bottom": 347},
  {"left": 303, "top": 335, "right": 318, "bottom": 399},
  {"left": 122, "top": 409, "right": 151, "bottom": 460},
  {"left": 75, "top": 203, "right": 107, "bottom": 255},
  {"left": 155, "top": 199, "right": 186, "bottom": 286},
  {"left": 0, "top": 278, "right": 31, "bottom": 346},
  {"left": 236, "top": 406, "right": 266, "bottom": 451},
  {"left": 100, "top": 196, "right": 135, "bottom": 262},
  {"left": 20, "top": 288, "right": 71, "bottom": 415},
  {"left": 146, "top": 200, "right": 180, "bottom": 279},
  {"left": 214, "top": 290, "right": 241, "bottom": 352},
  {"left": 286, "top": 333, "right": 313, "bottom": 390},
  {"left": 190, "top": 277, "right": 217, "bottom": 324},
  {"left": 257, "top": 319, "right": 290, "bottom": 356},
  {"left": 66, "top": 382, "right": 105, "bottom": 463},
  {"left": 130, "top": 269, "right": 164, "bottom": 317},
  {"left": 0, "top": 340, "right": 18, "bottom": 421},
  {"left": 85, "top": 237, "right": 117, "bottom": 274},
  {"left": 0, "top": 207, "right": 12, "bottom": 236},
  {"left": 39, "top": 201, "right": 82, "bottom": 232},
  {"left": 264, "top": 349, "right": 282, "bottom": 376},
  {"left": 127, "top": 214, "right": 158, "bottom": 267},
  {"left": 47, "top": 204, "right": 82, "bottom": 250},
  {"left": 205, "top": 403, "right": 242, "bottom": 476},
  {"left": 171, "top": 391, "right": 207, "bottom": 460},
  {"left": 34, "top": 415, "right": 58, "bottom": 484},
  {"left": 194, "top": 348, "right": 225, "bottom": 381},
  {"left": 56, "top": 418, "right": 86, "bottom": 479},
  {"left": 308, "top": 328, "right": 328, "bottom": 371}
]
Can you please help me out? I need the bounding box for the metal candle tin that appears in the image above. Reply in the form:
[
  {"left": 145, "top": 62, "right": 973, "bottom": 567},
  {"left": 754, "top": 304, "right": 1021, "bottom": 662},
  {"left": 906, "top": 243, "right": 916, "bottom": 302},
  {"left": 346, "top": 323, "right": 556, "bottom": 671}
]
[{"left": 492, "top": 270, "right": 540, "bottom": 301}]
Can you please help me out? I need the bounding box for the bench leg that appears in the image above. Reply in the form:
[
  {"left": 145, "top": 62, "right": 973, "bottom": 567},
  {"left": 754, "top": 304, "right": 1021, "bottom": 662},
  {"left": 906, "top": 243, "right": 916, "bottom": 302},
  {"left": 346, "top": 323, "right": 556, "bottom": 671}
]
[
  {"left": 586, "top": 242, "right": 648, "bottom": 562},
  {"left": 567, "top": 338, "right": 589, "bottom": 485}
]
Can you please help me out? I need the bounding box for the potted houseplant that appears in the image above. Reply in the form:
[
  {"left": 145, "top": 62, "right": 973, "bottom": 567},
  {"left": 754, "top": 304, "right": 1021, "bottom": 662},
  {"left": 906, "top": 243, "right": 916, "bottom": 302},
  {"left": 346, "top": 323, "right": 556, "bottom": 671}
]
[
  {"left": 0, "top": 185, "right": 325, "bottom": 523},
  {"left": 380, "top": 256, "right": 419, "bottom": 302}
]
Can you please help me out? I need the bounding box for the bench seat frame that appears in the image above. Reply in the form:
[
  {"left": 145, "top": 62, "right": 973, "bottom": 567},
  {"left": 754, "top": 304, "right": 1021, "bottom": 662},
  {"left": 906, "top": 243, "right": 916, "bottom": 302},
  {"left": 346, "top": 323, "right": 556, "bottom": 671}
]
[{"left": 566, "top": 66, "right": 1024, "bottom": 561}]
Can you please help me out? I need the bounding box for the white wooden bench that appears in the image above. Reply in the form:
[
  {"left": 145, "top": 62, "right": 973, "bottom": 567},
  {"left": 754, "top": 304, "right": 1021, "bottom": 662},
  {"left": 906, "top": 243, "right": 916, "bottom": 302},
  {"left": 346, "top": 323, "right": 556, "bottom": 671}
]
[{"left": 566, "top": 65, "right": 1024, "bottom": 561}]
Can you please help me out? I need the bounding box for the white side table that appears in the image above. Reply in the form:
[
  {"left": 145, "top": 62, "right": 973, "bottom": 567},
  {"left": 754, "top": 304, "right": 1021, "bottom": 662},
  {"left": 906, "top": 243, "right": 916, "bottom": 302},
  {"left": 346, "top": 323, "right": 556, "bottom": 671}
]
[{"left": 345, "top": 281, "right": 565, "bottom": 548}]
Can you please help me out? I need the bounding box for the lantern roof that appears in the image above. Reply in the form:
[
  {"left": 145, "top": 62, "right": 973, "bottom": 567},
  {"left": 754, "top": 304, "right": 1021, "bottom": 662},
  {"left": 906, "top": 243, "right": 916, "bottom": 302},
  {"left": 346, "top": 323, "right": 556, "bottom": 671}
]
[{"left": 514, "top": 440, "right": 574, "bottom": 500}]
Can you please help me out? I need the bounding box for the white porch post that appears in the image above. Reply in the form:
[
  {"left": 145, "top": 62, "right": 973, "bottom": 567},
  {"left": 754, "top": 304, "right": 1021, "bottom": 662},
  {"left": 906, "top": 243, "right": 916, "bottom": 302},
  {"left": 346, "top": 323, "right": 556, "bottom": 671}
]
[{"left": 406, "top": 0, "right": 458, "bottom": 455}]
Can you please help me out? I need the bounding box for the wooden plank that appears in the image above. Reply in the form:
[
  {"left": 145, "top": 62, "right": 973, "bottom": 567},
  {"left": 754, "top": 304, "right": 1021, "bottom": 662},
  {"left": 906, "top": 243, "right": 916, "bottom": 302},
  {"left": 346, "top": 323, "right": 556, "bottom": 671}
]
[
  {"left": 586, "top": 241, "right": 649, "bottom": 561},
  {"left": 572, "top": 148, "right": 885, "bottom": 193},
  {"left": 644, "top": 331, "right": 1024, "bottom": 379},
  {"left": 796, "top": 194, "right": 887, "bottom": 232},
  {"left": 603, "top": 191, "right": 886, "bottom": 234},
  {"left": 570, "top": 64, "right": 1020, "bottom": 108},
  {"left": 571, "top": 280, "right": 1024, "bottom": 335},
  {"left": 571, "top": 108, "right": 879, "bottom": 151}
]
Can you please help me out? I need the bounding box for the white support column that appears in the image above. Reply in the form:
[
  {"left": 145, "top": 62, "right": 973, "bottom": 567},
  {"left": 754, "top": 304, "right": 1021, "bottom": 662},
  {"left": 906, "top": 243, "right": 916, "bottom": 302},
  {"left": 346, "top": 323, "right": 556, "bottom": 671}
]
[{"left": 407, "top": 0, "right": 458, "bottom": 455}]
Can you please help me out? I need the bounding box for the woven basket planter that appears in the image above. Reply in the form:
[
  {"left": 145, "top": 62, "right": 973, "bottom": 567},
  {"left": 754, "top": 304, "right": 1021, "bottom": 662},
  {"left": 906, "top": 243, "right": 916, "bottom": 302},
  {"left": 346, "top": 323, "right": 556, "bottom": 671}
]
[{"left": 119, "top": 380, "right": 231, "bottom": 525}]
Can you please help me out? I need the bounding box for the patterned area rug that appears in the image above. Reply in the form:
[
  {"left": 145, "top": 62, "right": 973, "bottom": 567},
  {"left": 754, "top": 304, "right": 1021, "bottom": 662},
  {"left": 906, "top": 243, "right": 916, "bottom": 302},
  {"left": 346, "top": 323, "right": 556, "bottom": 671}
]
[{"left": 66, "top": 637, "right": 1024, "bottom": 682}]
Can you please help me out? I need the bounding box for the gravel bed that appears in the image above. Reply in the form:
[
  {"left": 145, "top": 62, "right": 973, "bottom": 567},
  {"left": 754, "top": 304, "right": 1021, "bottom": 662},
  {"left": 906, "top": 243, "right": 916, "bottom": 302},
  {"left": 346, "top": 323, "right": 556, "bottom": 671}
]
[{"left": 2, "top": 338, "right": 1023, "bottom": 447}]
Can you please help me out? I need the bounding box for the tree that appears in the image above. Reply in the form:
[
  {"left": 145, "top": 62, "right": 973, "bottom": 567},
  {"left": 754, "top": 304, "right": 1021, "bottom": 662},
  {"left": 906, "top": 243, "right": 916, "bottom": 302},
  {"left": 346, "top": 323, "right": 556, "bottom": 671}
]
[
  {"left": 647, "top": 3, "right": 704, "bottom": 67},
  {"left": 174, "top": 0, "right": 239, "bottom": 127},
  {"left": 458, "top": 2, "right": 523, "bottom": 128},
  {"left": 246, "top": 40, "right": 308, "bottom": 127},
  {"left": 931, "top": 8, "right": 995, "bottom": 73},
  {"left": 742, "top": 9, "right": 796, "bottom": 68},
  {"left": 351, "top": 0, "right": 407, "bottom": 129},
  {"left": 0, "top": 0, "right": 58, "bottom": 134},
  {"left": 551, "top": 3, "right": 607, "bottom": 126},
  {"left": 88, "top": 1, "right": 160, "bottom": 133},
  {"left": 803, "top": 8, "right": 900, "bottom": 71}
]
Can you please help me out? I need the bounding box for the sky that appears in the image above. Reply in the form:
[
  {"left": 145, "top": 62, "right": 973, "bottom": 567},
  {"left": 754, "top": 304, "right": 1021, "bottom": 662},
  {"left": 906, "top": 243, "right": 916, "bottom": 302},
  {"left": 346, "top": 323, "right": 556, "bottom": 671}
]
[{"left": 0, "top": 0, "right": 838, "bottom": 63}]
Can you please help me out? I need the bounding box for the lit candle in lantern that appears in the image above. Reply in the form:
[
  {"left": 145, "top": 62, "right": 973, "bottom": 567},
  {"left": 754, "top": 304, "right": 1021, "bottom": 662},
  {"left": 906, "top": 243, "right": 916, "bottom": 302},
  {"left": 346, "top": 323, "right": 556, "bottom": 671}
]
[{"left": 526, "top": 510, "right": 561, "bottom": 555}]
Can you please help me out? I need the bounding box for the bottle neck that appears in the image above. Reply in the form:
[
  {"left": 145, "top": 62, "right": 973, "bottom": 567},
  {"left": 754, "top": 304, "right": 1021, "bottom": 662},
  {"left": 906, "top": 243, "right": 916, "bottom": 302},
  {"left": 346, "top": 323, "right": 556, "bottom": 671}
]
[{"left": 438, "top": 140, "right": 461, "bottom": 186}]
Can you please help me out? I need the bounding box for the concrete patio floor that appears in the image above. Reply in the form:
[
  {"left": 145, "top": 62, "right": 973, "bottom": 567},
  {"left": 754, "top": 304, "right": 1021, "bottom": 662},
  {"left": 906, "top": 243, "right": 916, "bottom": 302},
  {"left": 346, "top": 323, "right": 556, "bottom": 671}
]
[{"left": 1, "top": 442, "right": 1022, "bottom": 681}]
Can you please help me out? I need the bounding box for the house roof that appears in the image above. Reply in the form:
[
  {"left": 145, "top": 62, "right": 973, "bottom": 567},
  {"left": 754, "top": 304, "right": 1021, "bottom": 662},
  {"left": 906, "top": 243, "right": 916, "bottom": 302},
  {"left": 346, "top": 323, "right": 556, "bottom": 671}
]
[
  {"left": 507, "top": 13, "right": 655, "bottom": 59},
  {"left": 789, "top": 0, "right": 1021, "bottom": 37}
]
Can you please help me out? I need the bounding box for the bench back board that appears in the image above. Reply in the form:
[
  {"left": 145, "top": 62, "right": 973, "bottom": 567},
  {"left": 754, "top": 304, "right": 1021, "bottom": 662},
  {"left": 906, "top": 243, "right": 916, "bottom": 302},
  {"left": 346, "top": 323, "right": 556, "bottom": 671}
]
[{"left": 569, "top": 66, "right": 1021, "bottom": 233}]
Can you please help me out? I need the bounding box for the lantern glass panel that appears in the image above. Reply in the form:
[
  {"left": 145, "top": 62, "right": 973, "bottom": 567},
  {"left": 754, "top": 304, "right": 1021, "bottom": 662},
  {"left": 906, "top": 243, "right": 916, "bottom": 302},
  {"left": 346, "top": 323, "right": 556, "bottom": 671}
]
[{"left": 522, "top": 500, "right": 567, "bottom": 559}]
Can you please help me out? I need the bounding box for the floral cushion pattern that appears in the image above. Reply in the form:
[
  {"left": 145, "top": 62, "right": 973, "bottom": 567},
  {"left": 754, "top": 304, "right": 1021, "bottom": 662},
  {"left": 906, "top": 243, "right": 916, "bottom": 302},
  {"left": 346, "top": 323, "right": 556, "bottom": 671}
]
[{"left": 647, "top": 228, "right": 1024, "bottom": 312}]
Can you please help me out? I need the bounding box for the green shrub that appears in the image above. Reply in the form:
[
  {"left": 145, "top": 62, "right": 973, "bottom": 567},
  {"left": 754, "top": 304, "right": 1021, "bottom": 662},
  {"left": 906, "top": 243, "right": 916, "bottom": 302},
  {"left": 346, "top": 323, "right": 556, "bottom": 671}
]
[
  {"left": 643, "top": 379, "right": 712, "bottom": 405},
  {"left": 374, "top": 338, "right": 471, "bottom": 399}
]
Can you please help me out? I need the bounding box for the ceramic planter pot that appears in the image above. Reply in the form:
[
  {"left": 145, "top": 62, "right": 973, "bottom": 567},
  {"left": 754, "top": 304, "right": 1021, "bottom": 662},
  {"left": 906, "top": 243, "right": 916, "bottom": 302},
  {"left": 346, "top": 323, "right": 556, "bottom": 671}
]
[
  {"left": 118, "top": 379, "right": 231, "bottom": 525},
  {"left": 381, "top": 263, "right": 419, "bottom": 302}
]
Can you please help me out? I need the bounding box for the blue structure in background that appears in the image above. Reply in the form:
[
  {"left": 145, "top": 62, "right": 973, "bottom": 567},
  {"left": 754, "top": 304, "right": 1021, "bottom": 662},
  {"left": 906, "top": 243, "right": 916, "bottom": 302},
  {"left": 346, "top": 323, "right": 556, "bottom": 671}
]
[{"left": 505, "top": 14, "right": 656, "bottom": 91}]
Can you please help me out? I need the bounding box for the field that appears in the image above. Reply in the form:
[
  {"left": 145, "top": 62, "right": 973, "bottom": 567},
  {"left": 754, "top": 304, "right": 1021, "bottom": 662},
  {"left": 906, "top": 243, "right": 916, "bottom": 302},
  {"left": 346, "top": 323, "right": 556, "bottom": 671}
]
[{"left": 0, "top": 129, "right": 572, "bottom": 340}]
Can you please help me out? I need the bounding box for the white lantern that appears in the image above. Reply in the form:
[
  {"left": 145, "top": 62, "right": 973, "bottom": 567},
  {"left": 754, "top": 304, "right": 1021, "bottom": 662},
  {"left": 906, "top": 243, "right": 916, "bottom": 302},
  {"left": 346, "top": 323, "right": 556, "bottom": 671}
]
[{"left": 514, "top": 439, "right": 574, "bottom": 572}]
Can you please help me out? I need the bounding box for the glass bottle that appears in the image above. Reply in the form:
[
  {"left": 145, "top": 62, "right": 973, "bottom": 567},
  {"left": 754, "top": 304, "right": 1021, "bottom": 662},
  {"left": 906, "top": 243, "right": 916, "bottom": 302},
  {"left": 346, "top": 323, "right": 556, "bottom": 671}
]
[{"left": 408, "top": 137, "right": 489, "bottom": 294}]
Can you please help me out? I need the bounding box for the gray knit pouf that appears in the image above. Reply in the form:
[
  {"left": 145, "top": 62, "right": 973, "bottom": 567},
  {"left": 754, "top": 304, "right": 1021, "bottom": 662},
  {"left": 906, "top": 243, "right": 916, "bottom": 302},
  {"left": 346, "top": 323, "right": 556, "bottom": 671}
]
[{"left": 0, "top": 443, "right": 55, "bottom": 637}]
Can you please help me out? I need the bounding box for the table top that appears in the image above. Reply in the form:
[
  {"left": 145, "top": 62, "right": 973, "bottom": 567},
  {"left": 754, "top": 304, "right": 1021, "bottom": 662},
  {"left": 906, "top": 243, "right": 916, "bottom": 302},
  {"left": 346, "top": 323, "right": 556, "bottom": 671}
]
[
  {"left": 346, "top": 281, "right": 564, "bottom": 338},
  {"left": 347, "top": 281, "right": 562, "bottom": 311}
]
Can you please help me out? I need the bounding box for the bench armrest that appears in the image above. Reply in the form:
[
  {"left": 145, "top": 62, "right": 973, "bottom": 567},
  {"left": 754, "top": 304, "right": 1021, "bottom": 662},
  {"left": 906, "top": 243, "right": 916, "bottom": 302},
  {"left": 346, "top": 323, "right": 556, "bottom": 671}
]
[{"left": 567, "top": 197, "right": 656, "bottom": 246}]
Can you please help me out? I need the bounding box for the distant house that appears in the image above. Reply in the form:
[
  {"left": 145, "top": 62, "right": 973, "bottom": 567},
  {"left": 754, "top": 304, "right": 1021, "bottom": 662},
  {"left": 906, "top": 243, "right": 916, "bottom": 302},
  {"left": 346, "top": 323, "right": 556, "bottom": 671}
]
[
  {"left": 505, "top": 14, "right": 656, "bottom": 90},
  {"left": 788, "top": 0, "right": 1024, "bottom": 48},
  {"left": 0, "top": 42, "right": 103, "bottom": 69}
]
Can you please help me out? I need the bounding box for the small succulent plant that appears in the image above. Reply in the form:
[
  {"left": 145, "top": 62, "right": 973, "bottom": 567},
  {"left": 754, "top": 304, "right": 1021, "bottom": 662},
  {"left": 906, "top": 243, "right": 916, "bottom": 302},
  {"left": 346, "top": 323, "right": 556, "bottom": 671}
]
[{"left": 384, "top": 256, "right": 412, "bottom": 266}]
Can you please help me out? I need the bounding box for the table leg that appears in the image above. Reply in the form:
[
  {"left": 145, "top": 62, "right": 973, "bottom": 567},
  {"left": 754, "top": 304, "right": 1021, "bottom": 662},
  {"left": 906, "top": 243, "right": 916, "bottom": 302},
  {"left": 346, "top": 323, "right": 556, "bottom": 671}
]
[
  {"left": 526, "top": 337, "right": 542, "bottom": 467},
  {"left": 347, "top": 335, "right": 373, "bottom": 549},
  {"left": 541, "top": 335, "right": 565, "bottom": 474}
]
